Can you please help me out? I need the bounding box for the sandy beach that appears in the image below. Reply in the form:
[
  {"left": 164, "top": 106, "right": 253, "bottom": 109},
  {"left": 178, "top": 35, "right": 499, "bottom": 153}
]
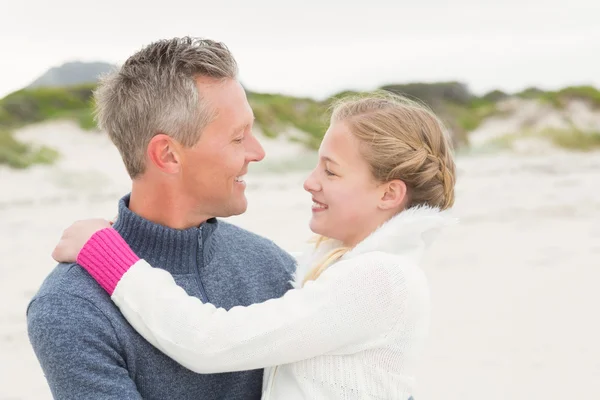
[{"left": 1, "top": 121, "right": 599, "bottom": 399}]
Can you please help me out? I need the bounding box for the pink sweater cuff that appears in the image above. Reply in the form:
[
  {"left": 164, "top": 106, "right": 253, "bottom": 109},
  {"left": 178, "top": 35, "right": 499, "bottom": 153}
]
[{"left": 77, "top": 228, "right": 140, "bottom": 295}]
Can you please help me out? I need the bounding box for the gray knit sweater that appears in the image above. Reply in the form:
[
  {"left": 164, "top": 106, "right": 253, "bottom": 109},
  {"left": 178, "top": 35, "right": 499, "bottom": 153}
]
[{"left": 27, "top": 194, "right": 296, "bottom": 399}]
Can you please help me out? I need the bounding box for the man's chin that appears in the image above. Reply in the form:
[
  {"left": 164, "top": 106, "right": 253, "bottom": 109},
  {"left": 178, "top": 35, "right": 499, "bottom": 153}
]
[
  {"left": 225, "top": 198, "right": 248, "bottom": 217},
  {"left": 230, "top": 206, "right": 247, "bottom": 216}
]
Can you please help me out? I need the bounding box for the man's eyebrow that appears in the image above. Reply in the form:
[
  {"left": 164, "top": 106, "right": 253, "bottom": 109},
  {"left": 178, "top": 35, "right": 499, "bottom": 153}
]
[{"left": 232, "top": 116, "right": 255, "bottom": 135}]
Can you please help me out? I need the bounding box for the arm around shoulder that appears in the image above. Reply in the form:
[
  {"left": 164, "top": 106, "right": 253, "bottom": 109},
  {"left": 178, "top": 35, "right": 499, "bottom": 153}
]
[{"left": 110, "top": 255, "right": 405, "bottom": 373}]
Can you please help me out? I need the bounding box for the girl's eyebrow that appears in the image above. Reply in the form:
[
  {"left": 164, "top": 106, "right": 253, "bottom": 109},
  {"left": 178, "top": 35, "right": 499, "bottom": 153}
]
[{"left": 320, "top": 156, "right": 339, "bottom": 165}]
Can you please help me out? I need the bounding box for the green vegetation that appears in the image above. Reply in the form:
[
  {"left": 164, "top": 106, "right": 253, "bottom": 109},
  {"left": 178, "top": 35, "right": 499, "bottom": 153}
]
[
  {"left": 248, "top": 82, "right": 502, "bottom": 149},
  {"left": 1, "top": 81, "right": 599, "bottom": 169},
  {"left": 0, "top": 84, "right": 96, "bottom": 168},
  {"left": 517, "top": 85, "right": 600, "bottom": 109},
  {"left": 546, "top": 129, "right": 600, "bottom": 150},
  {"left": 0, "top": 84, "right": 96, "bottom": 130},
  {"left": 490, "top": 129, "right": 600, "bottom": 151},
  {"left": 0, "top": 129, "right": 59, "bottom": 168},
  {"left": 246, "top": 92, "right": 330, "bottom": 149}
]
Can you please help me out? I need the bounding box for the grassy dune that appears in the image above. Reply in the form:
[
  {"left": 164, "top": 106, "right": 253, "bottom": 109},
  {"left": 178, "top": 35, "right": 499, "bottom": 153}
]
[{"left": 1, "top": 82, "right": 600, "bottom": 168}]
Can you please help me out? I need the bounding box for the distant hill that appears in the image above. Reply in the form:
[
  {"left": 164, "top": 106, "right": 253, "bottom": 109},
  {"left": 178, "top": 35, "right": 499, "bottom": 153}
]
[{"left": 27, "top": 61, "right": 116, "bottom": 89}]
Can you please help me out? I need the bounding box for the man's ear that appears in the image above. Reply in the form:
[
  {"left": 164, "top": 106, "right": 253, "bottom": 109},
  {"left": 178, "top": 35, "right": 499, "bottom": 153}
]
[
  {"left": 378, "top": 179, "right": 408, "bottom": 210},
  {"left": 147, "top": 134, "right": 181, "bottom": 174}
]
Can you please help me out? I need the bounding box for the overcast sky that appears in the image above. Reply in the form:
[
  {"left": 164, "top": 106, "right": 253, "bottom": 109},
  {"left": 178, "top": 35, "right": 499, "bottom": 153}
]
[{"left": 1, "top": 0, "right": 598, "bottom": 99}]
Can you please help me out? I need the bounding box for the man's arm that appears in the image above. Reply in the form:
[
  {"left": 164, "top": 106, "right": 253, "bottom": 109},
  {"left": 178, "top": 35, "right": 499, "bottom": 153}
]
[{"left": 27, "top": 293, "right": 143, "bottom": 399}]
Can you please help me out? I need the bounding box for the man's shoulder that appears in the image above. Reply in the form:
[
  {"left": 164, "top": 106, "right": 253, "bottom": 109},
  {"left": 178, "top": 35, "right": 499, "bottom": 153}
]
[
  {"left": 27, "top": 262, "right": 114, "bottom": 318},
  {"left": 215, "top": 220, "right": 296, "bottom": 275}
]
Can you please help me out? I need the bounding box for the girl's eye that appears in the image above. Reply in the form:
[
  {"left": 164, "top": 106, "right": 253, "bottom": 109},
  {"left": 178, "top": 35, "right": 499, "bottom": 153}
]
[
  {"left": 233, "top": 137, "right": 244, "bottom": 144},
  {"left": 325, "top": 169, "right": 335, "bottom": 176}
]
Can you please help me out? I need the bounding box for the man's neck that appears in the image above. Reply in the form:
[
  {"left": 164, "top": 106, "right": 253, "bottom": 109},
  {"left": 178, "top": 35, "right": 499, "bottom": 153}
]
[
  {"left": 112, "top": 193, "right": 217, "bottom": 275},
  {"left": 130, "top": 181, "right": 210, "bottom": 230}
]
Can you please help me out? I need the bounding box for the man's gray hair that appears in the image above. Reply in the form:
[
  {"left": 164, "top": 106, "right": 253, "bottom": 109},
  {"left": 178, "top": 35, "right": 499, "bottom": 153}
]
[{"left": 94, "top": 37, "right": 238, "bottom": 178}]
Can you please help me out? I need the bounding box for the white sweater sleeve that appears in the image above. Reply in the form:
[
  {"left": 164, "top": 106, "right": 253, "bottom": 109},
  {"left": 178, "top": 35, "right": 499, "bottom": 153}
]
[{"left": 111, "top": 256, "right": 406, "bottom": 373}]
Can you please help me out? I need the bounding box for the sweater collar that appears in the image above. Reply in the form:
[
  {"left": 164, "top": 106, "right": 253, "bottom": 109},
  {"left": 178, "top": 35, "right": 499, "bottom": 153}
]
[
  {"left": 342, "top": 204, "right": 456, "bottom": 262},
  {"left": 112, "top": 194, "right": 218, "bottom": 274},
  {"left": 293, "top": 205, "right": 456, "bottom": 286}
]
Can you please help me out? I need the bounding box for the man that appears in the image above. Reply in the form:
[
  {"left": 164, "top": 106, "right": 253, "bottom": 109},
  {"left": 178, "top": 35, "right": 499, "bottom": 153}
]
[{"left": 27, "top": 37, "right": 296, "bottom": 399}]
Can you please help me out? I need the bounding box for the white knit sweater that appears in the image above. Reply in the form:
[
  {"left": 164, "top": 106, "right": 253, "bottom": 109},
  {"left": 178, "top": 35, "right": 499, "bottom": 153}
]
[{"left": 111, "top": 205, "right": 455, "bottom": 399}]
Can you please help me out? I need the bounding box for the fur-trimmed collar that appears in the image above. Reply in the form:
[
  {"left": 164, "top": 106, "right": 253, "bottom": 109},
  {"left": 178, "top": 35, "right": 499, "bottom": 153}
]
[
  {"left": 292, "top": 205, "right": 457, "bottom": 287},
  {"left": 343, "top": 204, "right": 456, "bottom": 260}
]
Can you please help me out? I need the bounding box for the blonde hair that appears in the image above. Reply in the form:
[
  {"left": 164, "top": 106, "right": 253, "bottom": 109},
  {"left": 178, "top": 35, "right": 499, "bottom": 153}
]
[{"left": 303, "top": 92, "right": 456, "bottom": 285}]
